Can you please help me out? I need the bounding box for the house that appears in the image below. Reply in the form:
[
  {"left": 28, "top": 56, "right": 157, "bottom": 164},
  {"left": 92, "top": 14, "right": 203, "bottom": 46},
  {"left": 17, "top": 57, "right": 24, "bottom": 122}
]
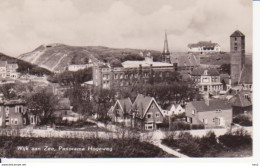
[
  {"left": 0, "top": 99, "right": 27, "bottom": 128},
  {"left": 185, "top": 98, "right": 232, "bottom": 128},
  {"left": 132, "top": 94, "right": 164, "bottom": 130},
  {"left": 107, "top": 98, "right": 132, "bottom": 126},
  {"left": 187, "top": 41, "right": 221, "bottom": 54},
  {"left": 0, "top": 61, "right": 19, "bottom": 79},
  {"left": 229, "top": 91, "right": 252, "bottom": 116},
  {"left": 191, "top": 67, "right": 223, "bottom": 93},
  {"left": 166, "top": 104, "right": 185, "bottom": 116}
]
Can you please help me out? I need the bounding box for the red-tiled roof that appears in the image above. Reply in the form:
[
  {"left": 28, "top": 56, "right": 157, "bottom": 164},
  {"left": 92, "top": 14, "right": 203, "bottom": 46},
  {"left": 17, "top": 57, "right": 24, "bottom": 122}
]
[
  {"left": 230, "top": 30, "right": 245, "bottom": 37},
  {"left": 190, "top": 99, "right": 231, "bottom": 112},
  {"left": 191, "top": 67, "right": 219, "bottom": 76}
]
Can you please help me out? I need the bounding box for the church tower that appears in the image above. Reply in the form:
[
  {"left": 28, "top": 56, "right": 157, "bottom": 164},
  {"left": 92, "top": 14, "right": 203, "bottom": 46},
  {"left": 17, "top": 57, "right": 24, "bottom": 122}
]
[
  {"left": 162, "top": 31, "right": 171, "bottom": 63},
  {"left": 230, "top": 30, "right": 245, "bottom": 85}
]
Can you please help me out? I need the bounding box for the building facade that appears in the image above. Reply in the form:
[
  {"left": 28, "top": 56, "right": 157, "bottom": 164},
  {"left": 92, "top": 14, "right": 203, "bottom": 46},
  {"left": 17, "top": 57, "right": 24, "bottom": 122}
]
[
  {"left": 185, "top": 99, "right": 232, "bottom": 128},
  {"left": 191, "top": 67, "right": 223, "bottom": 93},
  {"left": 230, "top": 30, "right": 245, "bottom": 85},
  {"left": 0, "top": 99, "right": 27, "bottom": 128},
  {"left": 0, "top": 61, "right": 19, "bottom": 79},
  {"left": 93, "top": 55, "right": 176, "bottom": 89},
  {"left": 188, "top": 41, "right": 221, "bottom": 54}
]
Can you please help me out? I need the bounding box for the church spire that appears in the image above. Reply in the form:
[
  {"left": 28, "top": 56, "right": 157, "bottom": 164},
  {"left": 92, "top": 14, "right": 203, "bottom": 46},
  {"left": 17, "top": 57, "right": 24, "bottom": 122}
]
[
  {"left": 162, "top": 31, "right": 170, "bottom": 55},
  {"left": 162, "top": 31, "right": 171, "bottom": 63}
]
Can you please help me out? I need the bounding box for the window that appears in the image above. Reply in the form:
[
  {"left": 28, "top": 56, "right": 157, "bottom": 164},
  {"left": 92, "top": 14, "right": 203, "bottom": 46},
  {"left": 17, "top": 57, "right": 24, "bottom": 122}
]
[
  {"left": 216, "top": 109, "right": 222, "bottom": 113},
  {"left": 204, "top": 70, "right": 208, "bottom": 75},
  {"left": 14, "top": 119, "right": 18, "bottom": 125},
  {"left": 114, "top": 74, "right": 118, "bottom": 79},
  {"left": 235, "top": 37, "right": 237, "bottom": 41},
  {"left": 187, "top": 117, "right": 192, "bottom": 123},
  {"left": 234, "top": 47, "right": 237, "bottom": 51},
  {"left": 203, "top": 118, "right": 208, "bottom": 124},
  {"left": 145, "top": 123, "right": 153, "bottom": 130},
  {"left": 156, "top": 113, "right": 160, "bottom": 117},
  {"left": 147, "top": 114, "right": 152, "bottom": 118},
  {"left": 244, "top": 94, "right": 249, "bottom": 99}
]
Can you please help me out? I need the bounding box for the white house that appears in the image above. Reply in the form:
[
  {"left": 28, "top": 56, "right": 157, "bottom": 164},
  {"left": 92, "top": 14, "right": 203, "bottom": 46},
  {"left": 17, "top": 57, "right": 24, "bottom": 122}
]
[{"left": 188, "top": 41, "right": 221, "bottom": 54}]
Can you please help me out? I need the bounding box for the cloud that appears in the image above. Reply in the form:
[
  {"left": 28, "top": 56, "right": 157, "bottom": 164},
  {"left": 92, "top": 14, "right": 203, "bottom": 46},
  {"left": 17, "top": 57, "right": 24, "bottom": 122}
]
[{"left": 0, "top": 0, "right": 252, "bottom": 56}]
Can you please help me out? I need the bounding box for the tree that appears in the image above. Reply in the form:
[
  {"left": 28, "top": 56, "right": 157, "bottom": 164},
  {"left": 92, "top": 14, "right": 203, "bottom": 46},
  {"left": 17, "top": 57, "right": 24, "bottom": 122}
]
[
  {"left": 219, "top": 63, "right": 231, "bottom": 75},
  {"left": 26, "top": 90, "right": 59, "bottom": 125}
]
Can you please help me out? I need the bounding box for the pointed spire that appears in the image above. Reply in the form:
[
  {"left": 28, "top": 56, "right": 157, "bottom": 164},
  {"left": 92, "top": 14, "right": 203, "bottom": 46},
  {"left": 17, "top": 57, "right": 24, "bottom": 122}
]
[{"left": 162, "top": 31, "right": 170, "bottom": 55}]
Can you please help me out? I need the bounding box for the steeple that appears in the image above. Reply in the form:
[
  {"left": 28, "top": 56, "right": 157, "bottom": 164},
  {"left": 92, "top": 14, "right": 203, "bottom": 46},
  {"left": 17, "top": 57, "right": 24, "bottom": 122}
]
[
  {"left": 162, "top": 31, "right": 171, "bottom": 63},
  {"left": 162, "top": 31, "right": 170, "bottom": 55}
]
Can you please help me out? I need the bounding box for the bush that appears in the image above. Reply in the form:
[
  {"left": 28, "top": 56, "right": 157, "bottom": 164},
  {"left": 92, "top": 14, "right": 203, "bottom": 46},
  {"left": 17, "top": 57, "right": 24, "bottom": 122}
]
[
  {"left": 218, "top": 129, "right": 252, "bottom": 148},
  {"left": 191, "top": 124, "right": 205, "bottom": 130},
  {"left": 233, "top": 114, "right": 252, "bottom": 126},
  {"left": 170, "top": 121, "right": 191, "bottom": 130}
]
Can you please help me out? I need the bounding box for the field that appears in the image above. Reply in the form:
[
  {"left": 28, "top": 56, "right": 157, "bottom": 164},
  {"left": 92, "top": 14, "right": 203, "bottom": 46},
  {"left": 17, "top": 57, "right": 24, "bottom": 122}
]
[{"left": 0, "top": 136, "right": 174, "bottom": 158}]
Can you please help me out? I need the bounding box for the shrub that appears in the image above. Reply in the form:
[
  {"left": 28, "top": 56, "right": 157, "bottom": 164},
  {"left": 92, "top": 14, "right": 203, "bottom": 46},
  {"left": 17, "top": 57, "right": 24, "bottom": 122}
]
[
  {"left": 218, "top": 128, "right": 252, "bottom": 148},
  {"left": 191, "top": 124, "right": 205, "bottom": 130},
  {"left": 233, "top": 114, "right": 252, "bottom": 126},
  {"left": 170, "top": 121, "right": 191, "bottom": 130}
]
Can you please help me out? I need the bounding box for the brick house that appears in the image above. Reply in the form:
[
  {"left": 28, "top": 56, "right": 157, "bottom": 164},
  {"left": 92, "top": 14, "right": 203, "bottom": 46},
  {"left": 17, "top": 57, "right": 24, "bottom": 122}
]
[
  {"left": 185, "top": 98, "right": 232, "bottom": 128},
  {"left": 132, "top": 94, "right": 164, "bottom": 130},
  {"left": 107, "top": 98, "right": 132, "bottom": 126},
  {"left": 0, "top": 99, "right": 27, "bottom": 128}
]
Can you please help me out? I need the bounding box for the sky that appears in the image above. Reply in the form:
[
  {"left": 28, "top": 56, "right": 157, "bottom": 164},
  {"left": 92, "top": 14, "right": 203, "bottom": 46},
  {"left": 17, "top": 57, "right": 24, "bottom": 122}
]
[{"left": 0, "top": 0, "right": 252, "bottom": 57}]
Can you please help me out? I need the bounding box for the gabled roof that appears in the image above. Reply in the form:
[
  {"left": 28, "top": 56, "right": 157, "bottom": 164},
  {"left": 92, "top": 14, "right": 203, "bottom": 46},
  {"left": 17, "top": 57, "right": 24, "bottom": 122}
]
[
  {"left": 116, "top": 98, "right": 132, "bottom": 113},
  {"left": 189, "top": 99, "right": 231, "bottom": 112},
  {"left": 132, "top": 94, "right": 163, "bottom": 118},
  {"left": 170, "top": 53, "right": 199, "bottom": 67},
  {"left": 230, "top": 30, "right": 245, "bottom": 37},
  {"left": 229, "top": 92, "right": 252, "bottom": 107},
  {"left": 239, "top": 65, "right": 252, "bottom": 84},
  {"left": 191, "top": 67, "right": 219, "bottom": 76}
]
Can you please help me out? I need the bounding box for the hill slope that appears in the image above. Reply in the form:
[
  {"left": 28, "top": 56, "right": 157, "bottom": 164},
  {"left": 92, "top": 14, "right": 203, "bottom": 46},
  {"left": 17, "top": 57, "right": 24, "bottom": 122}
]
[
  {"left": 19, "top": 44, "right": 162, "bottom": 73},
  {"left": 0, "top": 52, "right": 52, "bottom": 76}
]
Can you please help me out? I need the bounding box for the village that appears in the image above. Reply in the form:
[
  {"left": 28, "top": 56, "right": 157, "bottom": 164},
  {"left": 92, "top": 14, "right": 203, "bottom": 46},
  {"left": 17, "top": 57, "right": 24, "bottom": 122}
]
[{"left": 0, "top": 30, "right": 253, "bottom": 158}]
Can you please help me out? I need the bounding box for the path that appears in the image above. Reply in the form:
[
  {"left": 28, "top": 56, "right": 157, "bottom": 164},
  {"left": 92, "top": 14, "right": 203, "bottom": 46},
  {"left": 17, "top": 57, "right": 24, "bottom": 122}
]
[{"left": 152, "top": 140, "right": 189, "bottom": 158}]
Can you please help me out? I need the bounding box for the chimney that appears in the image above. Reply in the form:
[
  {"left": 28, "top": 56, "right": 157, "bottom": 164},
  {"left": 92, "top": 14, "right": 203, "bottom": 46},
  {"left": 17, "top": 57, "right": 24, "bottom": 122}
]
[{"left": 204, "top": 92, "right": 210, "bottom": 106}]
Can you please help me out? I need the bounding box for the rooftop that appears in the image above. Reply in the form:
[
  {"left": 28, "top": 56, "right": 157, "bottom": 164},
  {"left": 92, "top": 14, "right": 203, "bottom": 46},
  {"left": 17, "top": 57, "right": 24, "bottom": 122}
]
[
  {"left": 229, "top": 91, "right": 252, "bottom": 107},
  {"left": 188, "top": 41, "right": 219, "bottom": 48},
  {"left": 122, "top": 60, "right": 173, "bottom": 68},
  {"left": 230, "top": 30, "right": 245, "bottom": 37},
  {"left": 170, "top": 53, "right": 199, "bottom": 67},
  {"left": 239, "top": 65, "right": 252, "bottom": 84},
  {"left": 190, "top": 99, "right": 232, "bottom": 112}
]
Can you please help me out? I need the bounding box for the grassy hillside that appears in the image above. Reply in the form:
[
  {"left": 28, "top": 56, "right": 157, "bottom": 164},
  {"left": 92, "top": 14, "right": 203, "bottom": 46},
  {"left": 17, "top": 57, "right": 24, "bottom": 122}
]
[
  {"left": 0, "top": 52, "right": 52, "bottom": 76},
  {"left": 19, "top": 44, "right": 162, "bottom": 73}
]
